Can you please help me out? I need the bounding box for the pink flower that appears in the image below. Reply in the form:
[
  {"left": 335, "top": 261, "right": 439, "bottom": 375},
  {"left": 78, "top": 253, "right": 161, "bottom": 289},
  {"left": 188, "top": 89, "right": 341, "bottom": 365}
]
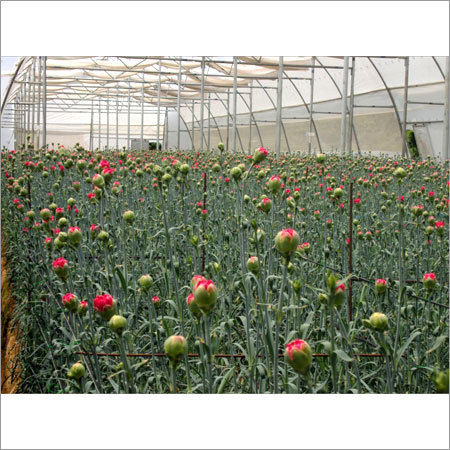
[
  {"left": 52, "top": 257, "right": 68, "bottom": 270},
  {"left": 93, "top": 294, "right": 115, "bottom": 313},
  {"left": 285, "top": 339, "right": 309, "bottom": 361},
  {"left": 152, "top": 296, "right": 160, "bottom": 304}
]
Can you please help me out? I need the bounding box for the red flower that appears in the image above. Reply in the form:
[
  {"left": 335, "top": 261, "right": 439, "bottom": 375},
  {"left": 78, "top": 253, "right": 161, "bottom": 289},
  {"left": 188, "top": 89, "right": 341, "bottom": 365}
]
[
  {"left": 93, "top": 294, "right": 115, "bottom": 313},
  {"left": 285, "top": 339, "right": 308, "bottom": 361},
  {"left": 52, "top": 257, "right": 68, "bottom": 270}
]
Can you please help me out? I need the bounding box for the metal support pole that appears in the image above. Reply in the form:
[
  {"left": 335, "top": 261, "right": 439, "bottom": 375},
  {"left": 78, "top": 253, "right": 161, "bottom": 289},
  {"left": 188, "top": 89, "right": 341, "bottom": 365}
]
[
  {"left": 36, "top": 56, "right": 42, "bottom": 149},
  {"left": 248, "top": 81, "right": 253, "bottom": 153},
  {"left": 177, "top": 57, "right": 182, "bottom": 150},
  {"left": 157, "top": 60, "right": 162, "bottom": 151},
  {"left": 98, "top": 99, "right": 101, "bottom": 150},
  {"left": 25, "top": 71, "right": 30, "bottom": 151},
  {"left": 89, "top": 99, "right": 94, "bottom": 150},
  {"left": 308, "top": 57, "right": 315, "bottom": 155},
  {"left": 232, "top": 56, "right": 238, "bottom": 153},
  {"left": 443, "top": 57, "right": 450, "bottom": 160},
  {"left": 200, "top": 57, "right": 205, "bottom": 151},
  {"left": 106, "top": 87, "right": 110, "bottom": 150},
  {"left": 31, "top": 58, "right": 36, "bottom": 148},
  {"left": 347, "top": 57, "right": 356, "bottom": 156},
  {"left": 207, "top": 94, "right": 211, "bottom": 150},
  {"left": 191, "top": 100, "right": 195, "bottom": 150},
  {"left": 141, "top": 72, "right": 144, "bottom": 150},
  {"left": 116, "top": 85, "right": 119, "bottom": 149},
  {"left": 402, "top": 57, "right": 410, "bottom": 157},
  {"left": 226, "top": 89, "right": 230, "bottom": 150},
  {"left": 127, "top": 81, "right": 131, "bottom": 149},
  {"left": 275, "top": 56, "right": 284, "bottom": 157},
  {"left": 340, "top": 56, "right": 349, "bottom": 155}
]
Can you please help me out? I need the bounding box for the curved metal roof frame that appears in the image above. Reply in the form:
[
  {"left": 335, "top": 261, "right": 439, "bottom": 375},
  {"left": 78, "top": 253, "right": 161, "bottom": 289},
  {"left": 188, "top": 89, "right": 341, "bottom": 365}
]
[{"left": 1, "top": 56, "right": 448, "bottom": 159}]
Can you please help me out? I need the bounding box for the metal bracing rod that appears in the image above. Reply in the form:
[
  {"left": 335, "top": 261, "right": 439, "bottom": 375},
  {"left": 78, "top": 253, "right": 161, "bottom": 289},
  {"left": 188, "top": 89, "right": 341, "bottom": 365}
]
[
  {"left": 314, "top": 57, "right": 359, "bottom": 153},
  {"left": 191, "top": 100, "right": 195, "bottom": 150},
  {"left": 141, "top": 72, "right": 145, "bottom": 150},
  {"left": 226, "top": 90, "right": 230, "bottom": 150},
  {"left": 401, "top": 57, "right": 410, "bottom": 158},
  {"left": 347, "top": 57, "right": 356, "bottom": 156},
  {"left": 25, "top": 71, "right": 29, "bottom": 150},
  {"left": 36, "top": 56, "right": 42, "bottom": 148},
  {"left": 200, "top": 57, "right": 205, "bottom": 151},
  {"left": 106, "top": 88, "right": 110, "bottom": 150},
  {"left": 207, "top": 94, "right": 211, "bottom": 150},
  {"left": 157, "top": 60, "right": 162, "bottom": 151},
  {"left": 367, "top": 57, "right": 407, "bottom": 157},
  {"left": 308, "top": 57, "right": 315, "bottom": 155},
  {"left": 248, "top": 81, "right": 253, "bottom": 153},
  {"left": 275, "top": 56, "right": 284, "bottom": 157},
  {"left": 116, "top": 85, "right": 119, "bottom": 149},
  {"left": 177, "top": 57, "right": 182, "bottom": 150},
  {"left": 340, "top": 56, "right": 349, "bottom": 155},
  {"left": 127, "top": 81, "right": 131, "bottom": 149},
  {"left": 98, "top": 99, "right": 101, "bottom": 150},
  {"left": 31, "top": 58, "right": 36, "bottom": 148},
  {"left": 232, "top": 57, "right": 238, "bottom": 153},
  {"left": 443, "top": 56, "right": 449, "bottom": 160}
]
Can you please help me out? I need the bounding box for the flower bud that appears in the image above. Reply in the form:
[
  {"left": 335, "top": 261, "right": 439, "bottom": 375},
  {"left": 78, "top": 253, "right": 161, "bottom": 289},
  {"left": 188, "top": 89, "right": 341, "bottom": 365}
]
[
  {"left": 191, "top": 275, "right": 206, "bottom": 291},
  {"left": 246, "top": 256, "right": 259, "bottom": 274},
  {"left": 259, "top": 197, "right": 272, "bottom": 213},
  {"left": 123, "top": 210, "right": 135, "bottom": 224},
  {"left": 423, "top": 273, "right": 436, "bottom": 291},
  {"left": 230, "top": 166, "right": 242, "bottom": 181},
  {"left": 393, "top": 167, "right": 406, "bottom": 179},
  {"left": 268, "top": 175, "right": 281, "bottom": 193},
  {"left": 93, "top": 294, "right": 116, "bottom": 320},
  {"left": 193, "top": 279, "right": 218, "bottom": 314},
  {"left": 187, "top": 293, "right": 202, "bottom": 319},
  {"left": 316, "top": 153, "right": 325, "bottom": 163},
  {"left": 62, "top": 293, "right": 79, "bottom": 313},
  {"left": 284, "top": 339, "right": 312, "bottom": 375},
  {"left": 369, "top": 312, "right": 388, "bottom": 331},
  {"left": 217, "top": 142, "right": 225, "bottom": 152},
  {"left": 52, "top": 257, "right": 69, "bottom": 280},
  {"left": 78, "top": 301, "right": 88, "bottom": 316},
  {"left": 274, "top": 229, "right": 300, "bottom": 256},
  {"left": 139, "top": 274, "right": 153, "bottom": 292},
  {"left": 252, "top": 146, "right": 268, "bottom": 164},
  {"left": 164, "top": 335, "right": 187, "bottom": 365},
  {"left": 92, "top": 173, "right": 105, "bottom": 188},
  {"left": 375, "top": 278, "right": 387, "bottom": 295},
  {"left": 68, "top": 362, "right": 86, "bottom": 380},
  {"left": 40, "top": 208, "right": 51, "bottom": 221},
  {"left": 109, "top": 314, "right": 127, "bottom": 335},
  {"left": 433, "top": 370, "right": 449, "bottom": 393},
  {"left": 68, "top": 226, "right": 82, "bottom": 245}
]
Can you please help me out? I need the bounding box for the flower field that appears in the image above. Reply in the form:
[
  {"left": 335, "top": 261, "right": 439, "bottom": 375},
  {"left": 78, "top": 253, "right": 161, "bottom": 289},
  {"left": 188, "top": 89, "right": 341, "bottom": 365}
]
[{"left": 1, "top": 145, "right": 449, "bottom": 394}]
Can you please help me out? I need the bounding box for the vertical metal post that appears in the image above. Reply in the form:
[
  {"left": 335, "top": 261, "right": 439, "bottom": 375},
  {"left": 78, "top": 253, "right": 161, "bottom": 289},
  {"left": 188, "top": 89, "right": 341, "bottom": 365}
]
[
  {"left": 141, "top": 72, "right": 144, "bottom": 150},
  {"left": 232, "top": 56, "right": 238, "bottom": 153},
  {"left": 348, "top": 182, "right": 353, "bottom": 321},
  {"left": 127, "top": 81, "right": 131, "bottom": 149},
  {"left": 248, "top": 81, "right": 253, "bottom": 153},
  {"left": 275, "top": 56, "right": 284, "bottom": 157},
  {"left": 25, "top": 70, "right": 30, "bottom": 151},
  {"left": 106, "top": 87, "right": 110, "bottom": 150},
  {"left": 200, "top": 56, "right": 205, "bottom": 151},
  {"left": 340, "top": 56, "right": 349, "bottom": 155},
  {"left": 89, "top": 99, "right": 94, "bottom": 150},
  {"left": 308, "top": 57, "right": 315, "bottom": 155},
  {"left": 36, "top": 56, "right": 42, "bottom": 149},
  {"left": 116, "top": 85, "right": 119, "bottom": 149},
  {"left": 98, "top": 98, "right": 101, "bottom": 150},
  {"left": 164, "top": 107, "right": 169, "bottom": 150},
  {"left": 177, "top": 57, "right": 182, "bottom": 149},
  {"left": 157, "top": 59, "right": 162, "bottom": 151},
  {"left": 31, "top": 58, "right": 36, "bottom": 148},
  {"left": 191, "top": 100, "right": 195, "bottom": 150},
  {"left": 402, "top": 57, "right": 410, "bottom": 157},
  {"left": 207, "top": 93, "right": 211, "bottom": 150},
  {"left": 226, "top": 89, "right": 230, "bottom": 150},
  {"left": 443, "top": 56, "right": 450, "bottom": 160},
  {"left": 347, "top": 57, "right": 356, "bottom": 156}
]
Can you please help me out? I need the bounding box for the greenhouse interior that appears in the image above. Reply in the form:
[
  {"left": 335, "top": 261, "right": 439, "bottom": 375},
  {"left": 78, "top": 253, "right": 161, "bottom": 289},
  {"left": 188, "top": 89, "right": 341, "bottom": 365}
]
[
  {"left": 1, "top": 56, "right": 449, "bottom": 158},
  {"left": 0, "top": 55, "right": 449, "bottom": 399}
]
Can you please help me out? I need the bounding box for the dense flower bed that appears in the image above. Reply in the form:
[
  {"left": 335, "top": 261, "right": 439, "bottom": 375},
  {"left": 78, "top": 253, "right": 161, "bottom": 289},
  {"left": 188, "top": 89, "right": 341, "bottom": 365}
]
[{"left": 1, "top": 145, "right": 448, "bottom": 393}]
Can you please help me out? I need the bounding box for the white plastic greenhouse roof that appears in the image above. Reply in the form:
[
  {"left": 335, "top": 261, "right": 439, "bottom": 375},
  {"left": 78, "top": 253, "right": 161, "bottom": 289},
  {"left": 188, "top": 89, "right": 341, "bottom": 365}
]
[{"left": 1, "top": 56, "right": 448, "bottom": 158}]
